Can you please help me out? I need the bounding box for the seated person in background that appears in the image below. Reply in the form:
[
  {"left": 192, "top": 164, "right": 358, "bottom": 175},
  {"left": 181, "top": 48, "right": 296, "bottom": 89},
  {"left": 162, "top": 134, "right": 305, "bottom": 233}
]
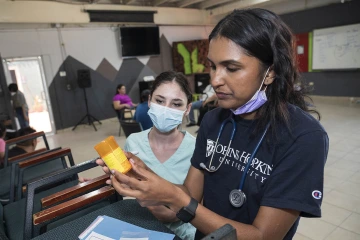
[
  {"left": 113, "top": 84, "right": 138, "bottom": 111},
  {"left": 133, "top": 89, "right": 153, "bottom": 130},
  {"left": 0, "top": 118, "right": 17, "bottom": 139},
  {"left": 0, "top": 123, "right": 6, "bottom": 166},
  {"left": 196, "top": 94, "right": 218, "bottom": 127},
  {"left": 8, "top": 127, "right": 37, "bottom": 158},
  {"left": 99, "top": 71, "right": 197, "bottom": 240},
  {"left": 186, "top": 84, "right": 216, "bottom": 127}
]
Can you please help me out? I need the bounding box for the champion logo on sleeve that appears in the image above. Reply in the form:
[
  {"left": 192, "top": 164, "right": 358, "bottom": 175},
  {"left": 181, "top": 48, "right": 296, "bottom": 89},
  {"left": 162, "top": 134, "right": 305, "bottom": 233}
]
[{"left": 312, "top": 190, "right": 322, "bottom": 200}]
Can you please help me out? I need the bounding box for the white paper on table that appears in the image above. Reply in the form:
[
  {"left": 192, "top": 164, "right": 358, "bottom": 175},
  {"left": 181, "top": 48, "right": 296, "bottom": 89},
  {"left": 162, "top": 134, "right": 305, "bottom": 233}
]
[
  {"left": 79, "top": 216, "right": 104, "bottom": 239},
  {"left": 85, "top": 231, "right": 115, "bottom": 240}
]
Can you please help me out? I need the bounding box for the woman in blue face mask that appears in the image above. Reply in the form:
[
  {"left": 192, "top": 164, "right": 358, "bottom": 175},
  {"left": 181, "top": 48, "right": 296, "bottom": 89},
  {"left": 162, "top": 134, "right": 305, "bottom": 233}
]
[
  {"left": 99, "top": 9, "right": 328, "bottom": 240},
  {"left": 146, "top": 72, "right": 192, "bottom": 134},
  {"left": 121, "top": 71, "right": 197, "bottom": 240}
]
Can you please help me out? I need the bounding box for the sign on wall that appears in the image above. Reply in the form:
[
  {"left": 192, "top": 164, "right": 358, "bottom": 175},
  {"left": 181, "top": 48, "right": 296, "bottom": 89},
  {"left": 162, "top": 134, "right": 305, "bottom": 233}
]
[{"left": 172, "top": 39, "right": 209, "bottom": 75}]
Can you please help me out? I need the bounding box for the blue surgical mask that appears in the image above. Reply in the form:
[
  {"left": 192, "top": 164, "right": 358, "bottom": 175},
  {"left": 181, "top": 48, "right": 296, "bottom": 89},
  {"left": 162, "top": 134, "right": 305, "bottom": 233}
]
[
  {"left": 231, "top": 67, "right": 270, "bottom": 115},
  {"left": 148, "top": 103, "right": 185, "bottom": 133}
]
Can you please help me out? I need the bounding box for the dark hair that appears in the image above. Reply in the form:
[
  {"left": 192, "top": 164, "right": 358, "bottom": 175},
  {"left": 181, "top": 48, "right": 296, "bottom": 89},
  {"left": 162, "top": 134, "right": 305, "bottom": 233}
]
[
  {"left": 150, "top": 71, "right": 192, "bottom": 104},
  {"left": 140, "top": 89, "right": 151, "bottom": 103},
  {"left": 0, "top": 122, "right": 6, "bottom": 139},
  {"left": 8, "top": 83, "right": 18, "bottom": 92},
  {"left": 209, "top": 8, "right": 319, "bottom": 136},
  {"left": 115, "top": 84, "right": 125, "bottom": 95},
  {"left": 16, "top": 127, "right": 36, "bottom": 146}
]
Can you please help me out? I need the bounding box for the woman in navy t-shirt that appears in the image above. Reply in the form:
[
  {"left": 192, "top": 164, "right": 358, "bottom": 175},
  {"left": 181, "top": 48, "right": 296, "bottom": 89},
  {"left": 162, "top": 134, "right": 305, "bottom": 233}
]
[{"left": 100, "top": 8, "right": 328, "bottom": 240}]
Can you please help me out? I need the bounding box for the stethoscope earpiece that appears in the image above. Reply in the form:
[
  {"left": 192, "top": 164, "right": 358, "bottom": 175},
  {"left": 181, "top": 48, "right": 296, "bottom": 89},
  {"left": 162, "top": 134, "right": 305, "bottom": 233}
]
[{"left": 199, "top": 163, "right": 207, "bottom": 170}]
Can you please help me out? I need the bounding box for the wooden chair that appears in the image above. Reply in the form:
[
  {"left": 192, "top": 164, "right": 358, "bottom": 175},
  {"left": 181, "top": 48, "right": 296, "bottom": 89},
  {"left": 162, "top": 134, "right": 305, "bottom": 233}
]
[
  {"left": 113, "top": 105, "right": 135, "bottom": 136},
  {"left": 3, "top": 148, "right": 81, "bottom": 240},
  {"left": 3, "top": 131, "right": 50, "bottom": 168},
  {"left": 119, "top": 120, "right": 143, "bottom": 138},
  {"left": 15, "top": 148, "right": 74, "bottom": 201},
  {"left": 22, "top": 159, "right": 118, "bottom": 240},
  {"left": 0, "top": 147, "right": 63, "bottom": 204},
  {"left": 41, "top": 175, "right": 109, "bottom": 208},
  {"left": 33, "top": 174, "right": 114, "bottom": 229},
  {"left": 0, "top": 202, "right": 8, "bottom": 240}
]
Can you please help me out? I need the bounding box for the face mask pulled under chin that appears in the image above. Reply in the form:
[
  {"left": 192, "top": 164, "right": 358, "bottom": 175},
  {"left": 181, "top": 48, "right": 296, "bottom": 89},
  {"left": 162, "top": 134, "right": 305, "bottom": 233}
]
[
  {"left": 231, "top": 90, "right": 267, "bottom": 115},
  {"left": 147, "top": 103, "right": 185, "bottom": 133},
  {"left": 231, "top": 68, "right": 270, "bottom": 115},
  {"left": 10, "top": 92, "right": 16, "bottom": 96}
]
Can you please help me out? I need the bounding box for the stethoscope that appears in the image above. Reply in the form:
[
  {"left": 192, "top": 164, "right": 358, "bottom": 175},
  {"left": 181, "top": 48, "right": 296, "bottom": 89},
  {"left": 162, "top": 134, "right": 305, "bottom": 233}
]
[{"left": 200, "top": 116, "right": 270, "bottom": 208}]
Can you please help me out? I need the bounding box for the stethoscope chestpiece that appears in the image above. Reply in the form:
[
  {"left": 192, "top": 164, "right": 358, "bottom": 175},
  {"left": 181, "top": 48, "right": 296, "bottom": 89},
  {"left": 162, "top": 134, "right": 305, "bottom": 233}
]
[{"left": 229, "top": 189, "right": 246, "bottom": 208}]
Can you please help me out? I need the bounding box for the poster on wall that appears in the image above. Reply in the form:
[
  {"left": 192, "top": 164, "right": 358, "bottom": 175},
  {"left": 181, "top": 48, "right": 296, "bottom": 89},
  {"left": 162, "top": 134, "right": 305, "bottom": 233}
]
[{"left": 172, "top": 40, "right": 210, "bottom": 75}]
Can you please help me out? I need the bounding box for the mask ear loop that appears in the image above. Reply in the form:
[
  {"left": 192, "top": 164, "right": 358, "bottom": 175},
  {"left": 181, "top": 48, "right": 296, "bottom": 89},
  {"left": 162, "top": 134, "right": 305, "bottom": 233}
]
[
  {"left": 259, "top": 67, "right": 271, "bottom": 92},
  {"left": 259, "top": 67, "right": 271, "bottom": 91},
  {"left": 184, "top": 104, "right": 191, "bottom": 116}
]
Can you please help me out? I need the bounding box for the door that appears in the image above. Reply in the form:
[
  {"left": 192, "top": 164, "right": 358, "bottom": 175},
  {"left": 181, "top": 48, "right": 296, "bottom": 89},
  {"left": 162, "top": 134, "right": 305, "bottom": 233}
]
[
  {"left": 0, "top": 55, "right": 16, "bottom": 128},
  {"left": 4, "top": 56, "right": 55, "bottom": 134}
]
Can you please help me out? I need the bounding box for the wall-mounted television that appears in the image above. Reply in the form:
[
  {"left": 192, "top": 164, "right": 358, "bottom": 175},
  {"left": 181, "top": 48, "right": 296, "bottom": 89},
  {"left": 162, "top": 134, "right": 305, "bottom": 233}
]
[{"left": 120, "top": 26, "right": 160, "bottom": 58}]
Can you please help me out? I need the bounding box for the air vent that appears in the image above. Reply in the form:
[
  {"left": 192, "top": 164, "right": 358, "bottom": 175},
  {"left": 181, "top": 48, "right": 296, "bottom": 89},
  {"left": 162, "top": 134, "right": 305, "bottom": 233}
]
[{"left": 86, "top": 10, "right": 157, "bottom": 23}]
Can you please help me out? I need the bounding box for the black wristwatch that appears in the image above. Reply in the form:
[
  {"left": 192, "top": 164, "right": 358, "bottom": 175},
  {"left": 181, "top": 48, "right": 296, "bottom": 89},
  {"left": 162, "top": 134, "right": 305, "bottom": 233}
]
[{"left": 176, "top": 197, "right": 198, "bottom": 223}]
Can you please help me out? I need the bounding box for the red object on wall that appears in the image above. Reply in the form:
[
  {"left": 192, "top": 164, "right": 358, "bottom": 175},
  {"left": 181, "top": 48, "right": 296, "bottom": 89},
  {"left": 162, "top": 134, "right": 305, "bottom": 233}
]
[{"left": 294, "top": 32, "right": 309, "bottom": 72}]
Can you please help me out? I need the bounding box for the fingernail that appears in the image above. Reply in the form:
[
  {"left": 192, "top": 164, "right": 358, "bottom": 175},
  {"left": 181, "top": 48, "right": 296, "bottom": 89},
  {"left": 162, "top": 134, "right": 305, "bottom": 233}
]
[
  {"left": 129, "top": 158, "right": 135, "bottom": 164},
  {"left": 111, "top": 170, "right": 115, "bottom": 174}
]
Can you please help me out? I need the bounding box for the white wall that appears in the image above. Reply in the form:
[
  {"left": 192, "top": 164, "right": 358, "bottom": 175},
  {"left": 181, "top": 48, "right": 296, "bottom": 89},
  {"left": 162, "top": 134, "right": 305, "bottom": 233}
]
[
  {"left": 0, "top": 25, "right": 213, "bottom": 86},
  {"left": 0, "top": 24, "right": 214, "bottom": 129},
  {"left": 59, "top": 28, "right": 123, "bottom": 71},
  {"left": 160, "top": 26, "right": 213, "bottom": 45},
  {"left": 0, "top": 29, "right": 62, "bottom": 86}
]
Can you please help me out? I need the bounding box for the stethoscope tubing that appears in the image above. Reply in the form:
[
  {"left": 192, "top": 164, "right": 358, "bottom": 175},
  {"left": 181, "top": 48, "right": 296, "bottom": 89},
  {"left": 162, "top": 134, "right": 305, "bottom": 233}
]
[
  {"left": 206, "top": 117, "right": 236, "bottom": 172},
  {"left": 201, "top": 116, "right": 270, "bottom": 193},
  {"left": 238, "top": 122, "right": 270, "bottom": 190}
]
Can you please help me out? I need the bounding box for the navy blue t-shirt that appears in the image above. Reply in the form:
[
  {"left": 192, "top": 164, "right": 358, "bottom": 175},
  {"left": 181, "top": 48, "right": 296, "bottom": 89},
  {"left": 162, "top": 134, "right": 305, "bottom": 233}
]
[
  {"left": 191, "top": 104, "right": 328, "bottom": 239},
  {"left": 134, "top": 102, "right": 153, "bottom": 130}
]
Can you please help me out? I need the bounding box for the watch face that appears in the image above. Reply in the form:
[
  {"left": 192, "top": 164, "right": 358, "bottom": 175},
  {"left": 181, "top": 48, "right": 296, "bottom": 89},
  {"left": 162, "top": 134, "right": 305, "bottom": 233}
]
[
  {"left": 176, "top": 198, "right": 198, "bottom": 223},
  {"left": 176, "top": 208, "right": 194, "bottom": 223}
]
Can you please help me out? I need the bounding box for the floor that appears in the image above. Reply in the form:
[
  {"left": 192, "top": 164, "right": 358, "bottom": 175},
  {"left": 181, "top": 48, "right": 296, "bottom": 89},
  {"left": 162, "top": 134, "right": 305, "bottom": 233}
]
[{"left": 37, "top": 96, "right": 360, "bottom": 240}]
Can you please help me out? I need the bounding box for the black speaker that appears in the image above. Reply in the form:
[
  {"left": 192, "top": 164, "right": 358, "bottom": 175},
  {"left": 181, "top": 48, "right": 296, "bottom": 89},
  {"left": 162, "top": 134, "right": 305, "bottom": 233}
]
[
  {"left": 139, "top": 81, "right": 154, "bottom": 98},
  {"left": 77, "top": 69, "right": 91, "bottom": 88},
  {"left": 194, "top": 73, "right": 210, "bottom": 94}
]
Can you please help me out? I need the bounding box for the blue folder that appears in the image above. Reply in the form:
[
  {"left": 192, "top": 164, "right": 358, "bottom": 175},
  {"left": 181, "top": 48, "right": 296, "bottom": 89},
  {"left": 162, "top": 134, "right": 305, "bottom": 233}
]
[{"left": 78, "top": 215, "right": 174, "bottom": 240}]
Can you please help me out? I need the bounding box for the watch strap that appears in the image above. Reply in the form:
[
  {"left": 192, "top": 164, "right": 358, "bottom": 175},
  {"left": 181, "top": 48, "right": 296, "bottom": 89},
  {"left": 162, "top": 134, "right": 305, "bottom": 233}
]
[
  {"left": 176, "top": 197, "right": 198, "bottom": 223},
  {"left": 186, "top": 197, "right": 198, "bottom": 215}
]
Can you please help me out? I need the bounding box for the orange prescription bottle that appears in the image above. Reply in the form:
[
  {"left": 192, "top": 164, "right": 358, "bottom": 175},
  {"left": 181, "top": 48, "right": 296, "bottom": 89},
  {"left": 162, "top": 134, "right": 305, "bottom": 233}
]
[
  {"left": 94, "top": 139, "right": 132, "bottom": 174},
  {"left": 105, "top": 136, "right": 132, "bottom": 174}
]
